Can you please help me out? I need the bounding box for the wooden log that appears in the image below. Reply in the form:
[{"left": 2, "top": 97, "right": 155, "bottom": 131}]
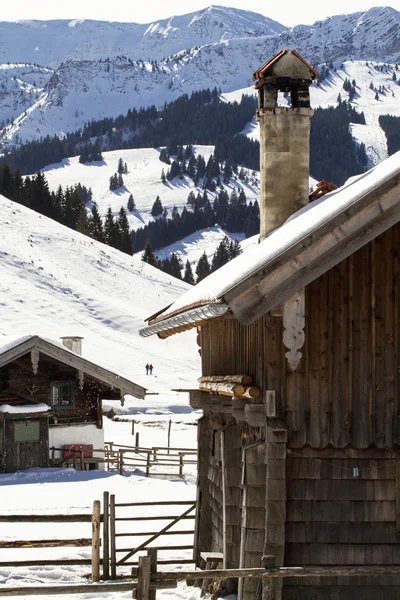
[
  {"left": 199, "top": 382, "right": 245, "bottom": 398},
  {"left": 91, "top": 500, "right": 101, "bottom": 582},
  {"left": 136, "top": 556, "right": 151, "bottom": 600},
  {"left": 241, "top": 386, "right": 261, "bottom": 400},
  {"left": 198, "top": 375, "right": 253, "bottom": 386},
  {"left": 0, "top": 539, "right": 92, "bottom": 549},
  {"left": 103, "top": 492, "right": 110, "bottom": 580}
]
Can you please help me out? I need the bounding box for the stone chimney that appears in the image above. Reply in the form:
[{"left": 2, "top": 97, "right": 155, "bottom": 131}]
[
  {"left": 60, "top": 336, "right": 83, "bottom": 355},
  {"left": 253, "top": 50, "right": 317, "bottom": 240}
]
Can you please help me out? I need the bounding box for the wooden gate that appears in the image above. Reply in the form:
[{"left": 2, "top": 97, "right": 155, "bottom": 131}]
[
  {"left": 4, "top": 416, "right": 49, "bottom": 472},
  {"left": 105, "top": 494, "right": 196, "bottom": 578}
]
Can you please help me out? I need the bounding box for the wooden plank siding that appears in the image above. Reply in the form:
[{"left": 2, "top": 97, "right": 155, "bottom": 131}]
[
  {"left": 284, "top": 446, "right": 400, "bottom": 600},
  {"left": 200, "top": 223, "right": 400, "bottom": 449}
]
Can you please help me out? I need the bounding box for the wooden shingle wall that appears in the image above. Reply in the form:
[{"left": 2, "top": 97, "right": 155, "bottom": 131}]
[
  {"left": 284, "top": 446, "right": 400, "bottom": 599},
  {"left": 201, "top": 222, "right": 400, "bottom": 449}
]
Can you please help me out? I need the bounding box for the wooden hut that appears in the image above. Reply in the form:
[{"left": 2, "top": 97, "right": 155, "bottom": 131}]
[
  {"left": 0, "top": 335, "right": 145, "bottom": 472},
  {"left": 140, "top": 50, "right": 400, "bottom": 600}
]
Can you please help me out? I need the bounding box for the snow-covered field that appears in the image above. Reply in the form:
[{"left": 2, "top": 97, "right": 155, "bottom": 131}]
[
  {"left": 41, "top": 145, "right": 260, "bottom": 231},
  {"left": 0, "top": 405, "right": 215, "bottom": 600}
]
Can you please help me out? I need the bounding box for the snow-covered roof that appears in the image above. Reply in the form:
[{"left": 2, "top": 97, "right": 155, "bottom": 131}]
[
  {"left": 0, "top": 403, "right": 50, "bottom": 415},
  {"left": 141, "top": 151, "right": 400, "bottom": 338},
  {"left": 0, "top": 335, "right": 146, "bottom": 399}
]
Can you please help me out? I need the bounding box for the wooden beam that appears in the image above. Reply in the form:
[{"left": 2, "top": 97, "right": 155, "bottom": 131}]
[{"left": 199, "top": 382, "right": 245, "bottom": 398}]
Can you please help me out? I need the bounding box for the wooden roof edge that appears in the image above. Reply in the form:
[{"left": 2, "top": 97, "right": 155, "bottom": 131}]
[
  {"left": 252, "top": 49, "right": 318, "bottom": 82},
  {"left": 225, "top": 174, "right": 400, "bottom": 325},
  {"left": 0, "top": 335, "right": 146, "bottom": 399}
]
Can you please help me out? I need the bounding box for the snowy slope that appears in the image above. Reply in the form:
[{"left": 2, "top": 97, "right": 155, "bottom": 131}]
[
  {"left": 0, "top": 193, "right": 201, "bottom": 394},
  {"left": 40, "top": 145, "right": 261, "bottom": 231},
  {"left": 231, "top": 61, "right": 400, "bottom": 168},
  {"left": 0, "top": 6, "right": 400, "bottom": 148}
]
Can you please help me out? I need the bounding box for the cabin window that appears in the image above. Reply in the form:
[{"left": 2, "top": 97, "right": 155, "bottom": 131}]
[
  {"left": 14, "top": 421, "right": 40, "bottom": 443},
  {"left": 50, "top": 380, "right": 75, "bottom": 408}
]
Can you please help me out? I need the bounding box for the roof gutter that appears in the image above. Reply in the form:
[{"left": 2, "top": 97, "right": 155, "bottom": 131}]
[{"left": 139, "top": 302, "right": 230, "bottom": 338}]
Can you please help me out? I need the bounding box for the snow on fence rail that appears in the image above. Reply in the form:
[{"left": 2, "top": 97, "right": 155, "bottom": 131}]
[{"left": 104, "top": 442, "right": 197, "bottom": 477}]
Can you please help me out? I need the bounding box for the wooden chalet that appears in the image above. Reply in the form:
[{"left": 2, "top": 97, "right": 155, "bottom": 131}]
[
  {"left": 0, "top": 335, "right": 145, "bottom": 473},
  {"left": 140, "top": 50, "right": 400, "bottom": 600}
]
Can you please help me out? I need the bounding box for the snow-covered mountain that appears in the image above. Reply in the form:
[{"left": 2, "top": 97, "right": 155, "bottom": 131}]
[
  {"left": 0, "top": 6, "right": 399, "bottom": 148},
  {"left": 0, "top": 192, "right": 201, "bottom": 392}
]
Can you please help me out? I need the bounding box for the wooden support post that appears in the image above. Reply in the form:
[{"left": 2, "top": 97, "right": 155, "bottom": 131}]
[
  {"left": 396, "top": 460, "right": 400, "bottom": 534},
  {"left": 110, "top": 494, "right": 117, "bottom": 580},
  {"left": 132, "top": 421, "right": 135, "bottom": 436},
  {"left": 103, "top": 491, "right": 110, "bottom": 580},
  {"left": 80, "top": 449, "right": 84, "bottom": 472},
  {"left": 148, "top": 548, "right": 158, "bottom": 600},
  {"left": 263, "top": 424, "right": 287, "bottom": 600},
  {"left": 135, "top": 432, "right": 140, "bottom": 450},
  {"left": 119, "top": 450, "right": 124, "bottom": 476},
  {"left": 146, "top": 452, "right": 151, "bottom": 477},
  {"left": 220, "top": 429, "right": 227, "bottom": 570},
  {"left": 91, "top": 500, "right": 101, "bottom": 583},
  {"left": 51, "top": 447, "right": 55, "bottom": 467},
  {"left": 167, "top": 420, "right": 171, "bottom": 454},
  {"left": 261, "top": 556, "right": 276, "bottom": 600},
  {"left": 136, "top": 555, "right": 151, "bottom": 600}
]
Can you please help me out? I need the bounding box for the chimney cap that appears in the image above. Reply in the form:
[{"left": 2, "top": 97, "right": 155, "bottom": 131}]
[
  {"left": 60, "top": 336, "right": 84, "bottom": 340},
  {"left": 253, "top": 49, "right": 318, "bottom": 84}
]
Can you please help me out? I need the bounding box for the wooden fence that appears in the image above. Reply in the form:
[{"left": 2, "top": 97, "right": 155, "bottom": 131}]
[
  {"left": 105, "top": 493, "right": 196, "bottom": 578},
  {"left": 4, "top": 553, "right": 400, "bottom": 597},
  {"left": 0, "top": 501, "right": 102, "bottom": 581},
  {"left": 104, "top": 443, "right": 197, "bottom": 477}
]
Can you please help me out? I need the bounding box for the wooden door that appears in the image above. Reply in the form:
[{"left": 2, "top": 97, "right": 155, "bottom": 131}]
[{"left": 5, "top": 418, "right": 49, "bottom": 472}]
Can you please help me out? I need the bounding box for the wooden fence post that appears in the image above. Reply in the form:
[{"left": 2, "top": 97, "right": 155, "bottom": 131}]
[
  {"left": 178, "top": 454, "right": 184, "bottom": 478},
  {"left": 167, "top": 420, "right": 171, "bottom": 454},
  {"left": 119, "top": 450, "right": 124, "bottom": 476},
  {"left": 132, "top": 420, "right": 135, "bottom": 436},
  {"left": 148, "top": 548, "right": 158, "bottom": 600},
  {"left": 51, "top": 447, "right": 55, "bottom": 467},
  {"left": 103, "top": 492, "right": 110, "bottom": 580},
  {"left": 146, "top": 452, "right": 151, "bottom": 477},
  {"left": 91, "top": 500, "right": 101, "bottom": 582},
  {"left": 136, "top": 555, "right": 151, "bottom": 600},
  {"left": 110, "top": 494, "right": 117, "bottom": 580},
  {"left": 135, "top": 432, "right": 140, "bottom": 450}
]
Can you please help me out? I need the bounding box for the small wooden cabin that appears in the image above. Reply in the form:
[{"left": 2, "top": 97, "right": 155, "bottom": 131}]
[
  {"left": 0, "top": 335, "right": 145, "bottom": 472},
  {"left": 140, "top": 50, "right": 400, "bottom": 600}
]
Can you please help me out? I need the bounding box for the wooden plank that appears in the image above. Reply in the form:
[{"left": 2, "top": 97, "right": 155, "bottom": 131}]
[
  {"left": 220, "top": 430, "right": 227, "bottom": 570},
  {"left": 0, "top": 539, "right": 92, "bottom": 548},
  {"left": 396, "top": 460, "right": 400, "bottom": 535},
  {"left": 103, "top": 492, "right": 110, "bottom": 580}
]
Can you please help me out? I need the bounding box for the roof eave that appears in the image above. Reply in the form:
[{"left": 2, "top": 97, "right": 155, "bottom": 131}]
[{"left": 139, "top": 302, "right": 230, "bottom": 338}]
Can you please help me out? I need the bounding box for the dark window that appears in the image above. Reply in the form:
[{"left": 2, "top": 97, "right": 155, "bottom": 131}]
[{"left": 50, "top": 381, "right": 75, "bottom": 408}]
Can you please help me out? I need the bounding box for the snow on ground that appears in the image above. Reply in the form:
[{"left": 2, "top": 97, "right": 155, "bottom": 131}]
[
  {"left": 0, "top": 410, "right": 209, "bottom": 599},
  {"left": 0, "top": 193, "right": 201, "bottom": 395},
  {"left": 40, "top": 146, "right": 260, "bottom": 233},
  {"left": 153, "top": 226, "right": 246, "bottom": 265}
]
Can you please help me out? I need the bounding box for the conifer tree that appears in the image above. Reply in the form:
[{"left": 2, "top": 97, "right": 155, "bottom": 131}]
[
  {"left": 151, "top": 195, "right": 163, "bottom": 217},
  {"left": 183, "top": 260, "right": 195, "bottom": 284},
  {"left": 90, "top": 202, "right": 105, "bottom": 242},
  {"left": 117, "top": 207, "right": 132, "bottom": 254},
  {"left": 127, "top": 194, "right": 136, "bottom": 212},
  {"left": 196, "top": 251, "right": 211, "bottom": 282},
  {"left": 104, "top": 206, "right": 118, "bottom": 247},
  {"left": 142, "top": 241, "right": 157, "bottom": 266}
]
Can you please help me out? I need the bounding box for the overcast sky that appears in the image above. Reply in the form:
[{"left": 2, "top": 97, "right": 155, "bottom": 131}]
[{"left": 0, "top": 0, "right": 397, "bottom": 27}]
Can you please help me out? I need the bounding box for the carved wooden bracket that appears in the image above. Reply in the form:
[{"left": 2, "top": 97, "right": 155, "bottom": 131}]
[
  {"left": 78, "top": 370, "right": 84, "bottom": 391},
  {"left": 282, "top": 289, "right": 305, "bottom": 370},
  {"left": 31, "top": 349, "right": 39, "bottom": 375}
]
